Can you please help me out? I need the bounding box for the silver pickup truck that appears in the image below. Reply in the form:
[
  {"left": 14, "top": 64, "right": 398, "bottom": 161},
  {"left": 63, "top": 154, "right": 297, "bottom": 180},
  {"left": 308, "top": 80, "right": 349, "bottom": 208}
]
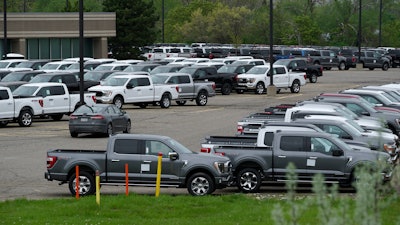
[
  {"left": 201, "top": 130, "right": 393, "bottom": 193},
  {"left": 151, "top": 72, "right": 216, "bottom": 106},
  {"left": 45, "top": 134, "right": 232, "bottom": 196}
]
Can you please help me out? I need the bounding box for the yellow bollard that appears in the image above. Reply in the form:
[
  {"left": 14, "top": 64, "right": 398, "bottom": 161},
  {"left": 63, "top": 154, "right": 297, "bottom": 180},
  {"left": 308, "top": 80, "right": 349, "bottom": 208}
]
[
  {"left": 96, "top": 170, "right": 100, "bottom": 206},
  {"left": 155, "top": 152, "right": 162, "bottom": 197}
]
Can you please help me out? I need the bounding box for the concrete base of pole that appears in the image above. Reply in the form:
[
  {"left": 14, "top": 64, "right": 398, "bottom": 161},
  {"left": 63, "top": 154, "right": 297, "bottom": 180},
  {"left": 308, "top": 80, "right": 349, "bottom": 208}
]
[
  {"left": 267, "top": 85, "right": 277, "bottom": 96},
  {"left": 356, "top": 63, "right": 363, "bottom": 70}
]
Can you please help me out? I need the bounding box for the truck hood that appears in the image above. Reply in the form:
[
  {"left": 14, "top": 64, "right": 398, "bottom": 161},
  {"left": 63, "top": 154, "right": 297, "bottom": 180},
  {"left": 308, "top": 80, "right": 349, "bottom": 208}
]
[
  {"left": 355, "top": 116, "right": 388, "bottom": 131},
  {"left": 361, "top": 130, "right": 398, "bottom": 144}
]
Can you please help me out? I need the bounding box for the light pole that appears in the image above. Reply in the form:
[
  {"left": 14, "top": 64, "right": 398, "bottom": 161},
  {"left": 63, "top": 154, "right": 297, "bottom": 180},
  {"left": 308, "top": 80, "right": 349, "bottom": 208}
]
[
  {"left": 267, "top": 0, "right": 276, "bottom": 96},
  {"left": 3, "top": 0, "right": 7, "bottom": 59},
  {"left": 162, "top": 0, "right": 164, "bottom": 43},
  {"left": 357, "top": 0, "right": 362, "bottom": 69},
  {"left": 79, "top": 0, "right": 84, "bottom": 106},
  {"left": 378, "top": 0, "right": 382, "bottom": 47}
]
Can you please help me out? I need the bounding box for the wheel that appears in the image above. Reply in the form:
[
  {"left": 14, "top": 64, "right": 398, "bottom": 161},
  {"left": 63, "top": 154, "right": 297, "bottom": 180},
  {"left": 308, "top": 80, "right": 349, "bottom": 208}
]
[
  {"left": 51, "top": 114, "right": 64, "bottom": 121},
  {"left": 338, "top": 62, "right": 346, "bottom": 70},
  {"left": 0, "top": 121, "right": 9, "bottom": 127},
  {"left": 196, "top": 91, "right": 208, "bottom": 106},
  {"left": 123, "top": 120, "right": 131, "bottom": 133},
  {"left": 255, "top": 82, "right": 265, "bottom": 94},
  {"left": 68, "top": 171, "right": 96, "bottom": 196},
  {"left": 113, "top": 96, "right": 124, "bottom": 109},
  {"left": 369, "top": 67, "right": 374, "bottom": 70},
  {"left": 237, "top": 168, "right": 262, "bottom": 193},
  {"left": 18, "top": 110, "right": 33, "bottom": 127},
  {"left": 160, "top": 94, "right": 171, "bottom": 108},
  {"left": 187, "top": 172, "right": 215, "bottom": 196},
  {"left": 276, "top": 89, "right": 281, "bottom": 94},
  {"left": 382, "top": 63, "right": 389, "bottom": 71},
  {"left": 106, "top": 123, "right": 113, "bottom": 136},
  {"left": 290, "top": 80, "right": 301, "bottom": 93},
  {"left": 176, "top": 100, "right": 187, "bottom": 106},
  {"left": 236, "top": 89, "right": 244, "bottom": 94},
  {"left": 221, "top": 83, "right": 232, "bottom": 95},
  {"left": 309, "top": 73, "right": 318, "bottom": 83},
  {"left": 70, "top": 131, "right": 78, "bottom": 137}
]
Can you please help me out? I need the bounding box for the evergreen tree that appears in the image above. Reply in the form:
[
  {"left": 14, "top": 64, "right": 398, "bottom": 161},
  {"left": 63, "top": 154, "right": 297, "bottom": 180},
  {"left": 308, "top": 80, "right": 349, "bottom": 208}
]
[{"left": 103, "top": 0, "right": 159, "bottom": 59}]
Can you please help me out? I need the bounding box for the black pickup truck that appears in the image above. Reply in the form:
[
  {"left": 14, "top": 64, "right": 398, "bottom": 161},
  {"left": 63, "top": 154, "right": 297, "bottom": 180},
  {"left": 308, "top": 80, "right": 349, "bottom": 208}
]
[
  {"left": 274, "top": 58, "right": 323, "bottom": 83},
  {"left": 201, "top": 130, "right": 393, "bottom": 193},
  {"left": 179, "top": 65, "right": 237, "bottom": 95}
]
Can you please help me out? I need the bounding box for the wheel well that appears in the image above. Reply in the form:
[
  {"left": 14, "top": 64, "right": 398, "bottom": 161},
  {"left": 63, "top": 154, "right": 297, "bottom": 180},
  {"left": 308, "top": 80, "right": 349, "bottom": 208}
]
[
  {"left": 20, "top": 106, "right": 33, "bottom": 115},
  {"left": 67, "top": 165, "right": 95, "bottom": 180},
  {"left": 235, "top": 161, "right": 263, "bottom": 177},
  {"left": 185, "top": 168, "right": 214, "bottom": 185},
  {"left": 162, "top": 92, "right": 172, "bottom": 98},
  {"left": 114, "top": 94, "right": 124, "bottom": 101}
]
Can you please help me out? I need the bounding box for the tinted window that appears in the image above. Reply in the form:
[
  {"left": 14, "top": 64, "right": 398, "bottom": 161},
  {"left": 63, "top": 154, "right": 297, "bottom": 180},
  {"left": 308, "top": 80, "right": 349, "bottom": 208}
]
[
  {"left": 179, "top": 75, "right": 190, "bottom": 84},
  {"left": 0, "top": 90, "right": 9, "bottom": 100},
  {"left": 63, "top": 75, "right": 76, "bottom": 84},
  {"left": 280, "top": 136, "right": 306, "bottom": 151},
  {"left": 114, "top": 139, "right": 141, "bottom": 154},
  {"left": 137, "top": 77, "right": 150, "bottom": 86},
  {"left": 264, "top": 132, "right": 274, "bottom": 146},
  {"left": 50, "top": 86, "right": 66, "bottom": 95}
]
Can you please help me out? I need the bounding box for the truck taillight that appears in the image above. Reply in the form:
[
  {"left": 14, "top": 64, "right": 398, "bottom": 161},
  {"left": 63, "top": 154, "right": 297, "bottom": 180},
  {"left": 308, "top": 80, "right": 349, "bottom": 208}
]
[
  {"left": 91, "top": 96, "right": 96, "bottom": 102},
  {"left": 176, "top": 86, "right": 180, "bottom": 92},
  {"left": 215, "top": 152, "right": 225, "bottom": 156},
  {"left": 212, "top": 83, "right": 216, "bottom": 90},
  {"left": 200, "top": 147, "right": 211, "bottom": 153},
  {"left": 237, "top": 125, "right": 244, "bottom": 134},
  {"left": 39, "top": 99, "right": 44, "bottom": 107},
  {"left": 70, "top": 115, "right": 78, "bottom": 120},
  {"left": 47, "top": 156, "right": 57, "bottom": 169}
]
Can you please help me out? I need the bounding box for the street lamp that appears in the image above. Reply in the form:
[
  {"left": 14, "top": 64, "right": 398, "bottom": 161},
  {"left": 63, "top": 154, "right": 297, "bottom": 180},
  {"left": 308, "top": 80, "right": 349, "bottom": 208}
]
[
  {"left": 267, "top": 0, "right": 276, "bottom": 96},
  {"left": 3, "top": 0, "right": 7, "bottom": 59}
]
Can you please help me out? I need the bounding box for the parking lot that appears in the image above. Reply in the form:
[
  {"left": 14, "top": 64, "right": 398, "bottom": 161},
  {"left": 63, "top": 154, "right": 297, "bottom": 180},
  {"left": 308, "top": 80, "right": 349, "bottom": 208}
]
[{"left": 1, "top": 69, "right": 399, "bottom": 201}]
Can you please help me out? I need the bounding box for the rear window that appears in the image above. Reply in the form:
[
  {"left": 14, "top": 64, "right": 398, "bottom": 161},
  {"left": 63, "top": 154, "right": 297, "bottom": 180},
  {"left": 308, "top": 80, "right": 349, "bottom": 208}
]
[{"left": 114, "top": 139, "right": 141, "bottom": 154}]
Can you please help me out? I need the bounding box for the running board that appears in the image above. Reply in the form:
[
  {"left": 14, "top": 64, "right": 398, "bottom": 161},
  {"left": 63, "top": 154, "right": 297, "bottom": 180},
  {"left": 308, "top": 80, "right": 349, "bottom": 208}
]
[
  {"left": 100, "top": 182, "right": 179, "bottom": 187},
  {"left": 275, "top": 179, "right": 339, "bottom": 184}
]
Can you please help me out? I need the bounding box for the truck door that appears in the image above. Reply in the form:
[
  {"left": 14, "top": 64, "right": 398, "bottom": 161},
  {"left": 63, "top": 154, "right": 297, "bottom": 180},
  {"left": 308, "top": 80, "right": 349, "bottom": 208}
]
[
  {"left": 106, "top": 138, "right": 143, "bottom": 183},
  {"left": 306, "top": 136, "right": 348, "bottom": 181},
  {"left": 38, "top": 85, "right": 69, "bottom": 114},
  {"left": 0, "top": 89, "right": 14, "bottom": 119},
  {"left": 171, "top": 75, "right": 193, "bottom": 99},
  {"left": 125, "top": 77, "right": 153, "bottom": 103},
  {"left": 270, "top": 67, "right": 288, "bottom": 88},
  {"left": 140, "top": 140, "right": 185, "bottom": 186},
  {"left": 273, "top": 135, "right": 309, "bottom": 181}
]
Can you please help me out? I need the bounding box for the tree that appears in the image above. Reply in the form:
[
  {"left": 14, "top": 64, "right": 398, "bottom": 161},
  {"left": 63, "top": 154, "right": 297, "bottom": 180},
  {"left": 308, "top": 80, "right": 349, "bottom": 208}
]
[{"left": 103, "top": 0, "right": 158, "bottom": 59}]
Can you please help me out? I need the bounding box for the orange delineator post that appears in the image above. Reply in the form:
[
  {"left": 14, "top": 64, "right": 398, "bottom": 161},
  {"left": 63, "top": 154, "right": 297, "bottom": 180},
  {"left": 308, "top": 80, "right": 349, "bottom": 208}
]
[
  {"left": 75, "top": 165, "right": 79, "bottom": 199},
  {"left": 125, "top": 163, "right": 129, "bottom": 196},
  {"left": 96, "top": 170, "right": 100, "bottom": 205},
  {"left": 155, "top": 152, "right": 162, "bottom": 197}
]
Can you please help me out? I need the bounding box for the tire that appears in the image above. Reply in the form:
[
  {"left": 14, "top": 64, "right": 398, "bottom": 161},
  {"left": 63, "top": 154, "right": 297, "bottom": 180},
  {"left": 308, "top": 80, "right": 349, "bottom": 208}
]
[
  {"left": 255, "top": 82, "right": 265, "bottom": 94},
  {"left": 18, "top": 110, "right": 33, "bottom": 127},
  {"left": 123, "top": 120, "right": 131, "bottom": 133},
  {"left": 369, "top": 67, "right": 374, "bottom": 70},
  {"left": 106, "top": 123, "right": 113, "bottom": 136},
  {"left": 50, "top": 114, "right": 64, "bottom": 121},
  {"left": 382, "top": 63, "right": 389, "bottom": 71},
  {"left": 160, "top": 94, "right": 171, "bottom": 108},
  {"left": 70, "top": 131, "right": 78, "bottom": 137},
  {"left": 0, "top": 121, "right": 8, "bottom": 127},
  {"left": 221, "top": 83, "right": 232, "bottom": 95},
  {"left": 290, "top": 80, "right": 301, "bottom": 93},
  {"left": 113, "top": 96, "right": 124, "bottom": 109},
  {"left": 139, "top": 103, "right": 147, "bottom": 108},
  {"left": 176, "top": 100, "right": 187, "bottom": 106},
  {"left": 338, "top": 62, "right": 346, "bottom": 70},
  {"left": 187, "top": 172, "right": 215, "bottom": 196},
  {"left": 276, "top": 89, "right": 281, "bottom": 94},
  {"left": 196, "top": 91, "right": 208, "bottom": 106},
  {"left": 309, "top": 73, "right": 318, "bottom": 83},
  {"left": 236, "top": 89, "right": 244, "bottom": 94},
  {"left": 68, "top": 171, "right": 96, "bottom": 196},
  {"left": 237, "top": 168, "right": 262, "bottom": 193}
]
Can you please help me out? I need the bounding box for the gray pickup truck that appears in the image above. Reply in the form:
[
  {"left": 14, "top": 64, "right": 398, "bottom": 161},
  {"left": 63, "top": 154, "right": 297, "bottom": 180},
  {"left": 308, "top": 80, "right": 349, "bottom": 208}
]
[
  {"left": 151, "top": 72, "right": 216, "bottom": 106},
  {"left": 45, "top": 134, "right": 232, "bottom": 196},
  {"left": 201, "top": 130, "right": 393, "bottom": 193}
]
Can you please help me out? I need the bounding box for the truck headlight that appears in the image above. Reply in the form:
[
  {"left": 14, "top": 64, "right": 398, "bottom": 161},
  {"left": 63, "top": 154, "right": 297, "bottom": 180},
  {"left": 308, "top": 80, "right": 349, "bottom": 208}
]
[
  {"left": 214, "top": 161, "right": 232, "bottom": 173},
  {"left": 103, "top": 90, "right": 113, "bottom": 97},
  {"left": 249, "top": 78, "right": 256, "bottom": 83}
]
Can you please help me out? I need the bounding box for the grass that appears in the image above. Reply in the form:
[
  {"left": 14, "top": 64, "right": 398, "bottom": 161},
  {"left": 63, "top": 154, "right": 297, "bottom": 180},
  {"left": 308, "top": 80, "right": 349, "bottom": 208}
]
[{"left": 0, "top": 192, "right": 399, "bottom": 225}]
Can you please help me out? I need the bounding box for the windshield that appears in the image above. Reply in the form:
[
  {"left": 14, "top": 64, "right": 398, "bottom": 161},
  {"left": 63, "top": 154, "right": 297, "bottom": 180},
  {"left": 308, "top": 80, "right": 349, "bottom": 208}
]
[
  {"left": 151, "top": 75, "right": 169, "bottom": 84},
  {"left": 66, "top": 63, "right": 79, "bottom": 70},
  {"left": 245, "top": 66, "right": 268, "bottom": 75},
  {"left": 0, "top": 62, "right": 10, "bottom": 68},
  {"left": 1, "top": 73, "right": 25, "bottom": 82},
  {"left": 217, "top": 65, "right": 236, "bottom": 73},
  {"left": 273, "top": 60, "right": 289, "bottom": 66},
  {"left": 381, "top": 92, "right": 399, "bottom": 103},
  {"left": 179, "top": 67, "right": 196, "bottom": 74},
  {"left": 29, "top": 75, "right": 51, "bottom": 83},
  {"left": 84, "top": 71, "right": 106, "bottom": 81},
  {"left": 94, "top": 65, "right": 114, "bottom": 71},
  {"left": 41, "top": 64, "right": 59, "bottom": 70},
  {"left": 165, "top": 138, "right": 193, "bottom": 154},
  {"left": 15, "top": 61, "right": 33, "bottom": 68},
  {"left": 343, "top": 119, "right": 365, "bottom": 133},
  {"left": 13, "top": 85, "right": 39, "bottom": 96},
  {"left": 102, "top": 77, "right": 128, "bottom": 86},
  {"left": 150, "top": 66, "right": 172, "bottom": 75},
  {"left": 123, "top": 65, "right": 145, "bottom": 72}
]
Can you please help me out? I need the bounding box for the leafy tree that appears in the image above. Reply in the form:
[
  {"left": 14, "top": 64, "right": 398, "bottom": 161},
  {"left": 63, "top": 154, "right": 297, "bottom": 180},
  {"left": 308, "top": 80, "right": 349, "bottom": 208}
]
[
  {"left": 31, "top": 0, "right": 103, "bottom": 12},
  {"left": 103, "top": 0, "right": 158, "bottom": 59}
]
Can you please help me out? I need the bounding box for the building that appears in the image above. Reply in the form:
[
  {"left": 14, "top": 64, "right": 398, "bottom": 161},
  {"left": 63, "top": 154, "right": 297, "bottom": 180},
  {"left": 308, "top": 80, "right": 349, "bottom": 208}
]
[{"left": 0, "top": 12, "right": 116, "bottom": 60}]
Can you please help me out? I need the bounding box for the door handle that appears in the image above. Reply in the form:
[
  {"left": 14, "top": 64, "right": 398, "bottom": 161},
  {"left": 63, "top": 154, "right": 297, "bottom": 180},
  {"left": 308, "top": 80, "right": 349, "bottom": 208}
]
[
  {"left": 143, "top": 160, "right": 152, "bottom": 163},
  {"left": 111, "top": 159, "right": 120, "bottom": 162},
  {"left": 278, "top": 155, "right": 286, "bottom": 158},
  {"left": 309, "top": 156, "right": 318, "bottom": 159}
]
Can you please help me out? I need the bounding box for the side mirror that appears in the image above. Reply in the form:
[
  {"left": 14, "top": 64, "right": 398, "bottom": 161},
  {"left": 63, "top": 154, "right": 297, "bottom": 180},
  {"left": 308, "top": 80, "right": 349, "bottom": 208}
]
[
  {"left": 332, "top": 149, "right": 344, "bottom": 156},
  {"left": 126, "top": 84, "right": 134, "bottom": 89},
  {"left": 169, "top": 152, "right": 179, "bottom": 160}
]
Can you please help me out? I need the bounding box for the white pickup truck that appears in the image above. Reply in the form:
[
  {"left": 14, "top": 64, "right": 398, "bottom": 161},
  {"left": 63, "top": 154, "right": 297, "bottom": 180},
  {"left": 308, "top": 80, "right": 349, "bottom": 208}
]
[
  {"left": 0, "top": 86, "right": 43, "bottom": 127},
  {"left": 88, "top": 74, "right": 179, "bottom": 109},
  {"left": 235, "top": 65, "right": 307, "bottom": 94},
  {"left": 12, "top": 83, "right": 96, "bottom": 120}
]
